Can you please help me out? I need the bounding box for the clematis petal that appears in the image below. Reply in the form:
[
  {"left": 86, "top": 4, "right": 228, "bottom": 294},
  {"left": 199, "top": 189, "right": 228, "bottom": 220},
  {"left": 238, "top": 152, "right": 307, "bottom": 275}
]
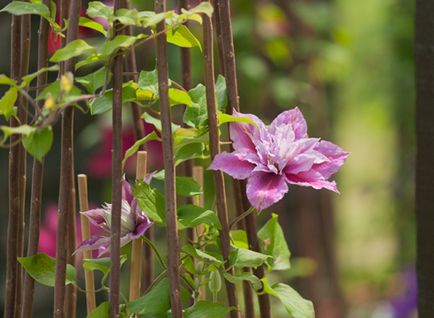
[
  {"left": 246, "top": 172, "right": 288, "bottom": 211},
  {"left": 209, "top": 152, "right": 255, "bottom": 180},
  {"left": 122, "top": 177, "right": 134, "bottom": 204},
  {"left": 313, "top": 140, "right": 349, "bottom": 179},
  {"left": 285, "top": 170, "right": 339, "bottom": 193},
  {"left": 269, "top": 107, "right": 308, "bottom": 139},
  {"left": 75, "top": 235, "right": 110, "bottom": 254},
  {"left": 229, "top": 110, "right": 268, "bottom": 151},
  {"left": 81, "top": 208, "right": 108, "bottom": 230}
]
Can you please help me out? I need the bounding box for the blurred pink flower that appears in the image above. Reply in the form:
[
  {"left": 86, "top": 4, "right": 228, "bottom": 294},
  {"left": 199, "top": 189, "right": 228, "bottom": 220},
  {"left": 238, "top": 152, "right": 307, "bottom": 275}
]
[
  {"left": 86, "top": 122, "right": 163, "bottom": 178},
  {"left": 209, "top": 108, "right": 349, "bottom": 211},
  {"left": 38, "top": 204, "right": 102, "bottom": 258}
]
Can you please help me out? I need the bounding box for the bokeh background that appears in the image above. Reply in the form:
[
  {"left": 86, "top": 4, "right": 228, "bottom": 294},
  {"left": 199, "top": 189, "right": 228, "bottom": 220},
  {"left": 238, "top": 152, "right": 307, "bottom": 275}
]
[{"left": 0, "top": 0, "right": 415, "bottom": 317}]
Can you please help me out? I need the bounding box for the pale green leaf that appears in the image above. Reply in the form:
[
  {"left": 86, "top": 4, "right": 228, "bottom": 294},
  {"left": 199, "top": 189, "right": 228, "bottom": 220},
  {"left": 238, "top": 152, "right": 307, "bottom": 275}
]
[
  {"left": 0, "top": 86, "right": 18, "bottom": 120},
  {"left": 50, "top": 39, "right": 95, "bottom": 62},
  {"left": 0, "top": 1, "right": 50, "bottom": 16},
  {"left": 79, "top": 17, "right": 107, "bottom": 36},
  {"left": 22, "top": 126, "right": 53, "bottom": 162}
]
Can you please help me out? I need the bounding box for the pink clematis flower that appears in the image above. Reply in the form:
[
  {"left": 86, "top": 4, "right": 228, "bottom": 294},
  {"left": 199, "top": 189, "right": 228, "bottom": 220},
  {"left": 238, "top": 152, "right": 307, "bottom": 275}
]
[
  {"left": 76, "top": 178, "right": 152, "bottom": 257},
  {"left": 209, "top": 108, "right": 349, "bottom": 211}
]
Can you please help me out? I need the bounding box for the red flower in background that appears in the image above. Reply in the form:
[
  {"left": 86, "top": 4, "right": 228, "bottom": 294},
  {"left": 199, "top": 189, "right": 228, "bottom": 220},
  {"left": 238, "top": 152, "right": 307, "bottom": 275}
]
[
  {"left": 86, "top": 122, "right": 163, "bottom": 178},
  {"left": 38, "top": 204, "right": 103, "bottom": 259}
]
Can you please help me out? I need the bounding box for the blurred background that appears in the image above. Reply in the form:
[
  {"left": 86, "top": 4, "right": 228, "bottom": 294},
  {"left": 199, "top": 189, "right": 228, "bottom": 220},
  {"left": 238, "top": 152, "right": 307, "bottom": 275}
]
[{"left": 0, "top": 0, "right": 415, "bottom": 317}]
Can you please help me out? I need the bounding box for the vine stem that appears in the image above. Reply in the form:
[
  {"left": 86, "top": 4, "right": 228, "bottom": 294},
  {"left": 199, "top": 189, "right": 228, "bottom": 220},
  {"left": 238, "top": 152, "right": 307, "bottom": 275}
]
[
  {"left": 155, "top": 1, "right": 183, "bottom": 317},
  {"left": 54, "top": 0, "right": 80, "bottom": 316},
  {"left": 110, "top": 0, "right": 124, "bottom": 315},
  {"left": 4, "top": 12, "right": 21, "bottom": 318},
  {"left": 202, "top": 14, "right": 240, "bottom": 318}
]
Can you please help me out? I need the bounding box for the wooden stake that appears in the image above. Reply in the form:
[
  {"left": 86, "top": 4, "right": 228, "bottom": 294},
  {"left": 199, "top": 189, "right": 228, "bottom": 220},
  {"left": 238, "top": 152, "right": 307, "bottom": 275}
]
[
  {"left": 129, "top": 151, "right": 147, "bottom": 302},
  {"left": 192, "top": 166, "right": 207, "bottom": 301},
  {"left": 77, "top": 175, "right": 96, "bottom": 315},
  {"left": 155, "top": 1, "right": 182, "bottom": 316},
  {"left": 202, "top": 15, "right": 240, "bottom": 318}
]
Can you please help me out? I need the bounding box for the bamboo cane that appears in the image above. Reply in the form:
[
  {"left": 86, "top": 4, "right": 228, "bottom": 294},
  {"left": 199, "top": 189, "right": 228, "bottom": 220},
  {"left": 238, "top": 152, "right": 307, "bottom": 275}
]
[
  {"left": 77, "top": 175, "right": 97, "bottom": 314},
  {"left": 129, "top": 151, "right": 147, "bottom": 303}
]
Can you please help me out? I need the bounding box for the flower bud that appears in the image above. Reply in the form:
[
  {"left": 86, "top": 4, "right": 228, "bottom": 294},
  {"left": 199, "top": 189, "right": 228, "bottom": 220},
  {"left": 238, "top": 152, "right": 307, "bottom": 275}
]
[
  {"left": 43, "top": 93, "right": 55, "bottom": 110},
  {"left": 60, "top": 72, "right": 73, "bottom": 93},
  {"left": 208, "top": 270, "right": 222, "bottom": 294}
]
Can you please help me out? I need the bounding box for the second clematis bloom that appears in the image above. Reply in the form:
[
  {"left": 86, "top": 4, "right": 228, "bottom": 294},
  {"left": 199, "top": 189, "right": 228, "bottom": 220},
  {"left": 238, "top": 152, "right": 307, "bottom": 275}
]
[
  {"left": 76, "top": 178, "right": 152, "bottom": 257},
  {"left": 209, "top": 108, "right": 349, "bottom": 211}
]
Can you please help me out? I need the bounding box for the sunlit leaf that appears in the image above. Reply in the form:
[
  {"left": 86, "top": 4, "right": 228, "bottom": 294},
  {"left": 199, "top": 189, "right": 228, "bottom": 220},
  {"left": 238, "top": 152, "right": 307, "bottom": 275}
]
[
  {"left": 76, "top": 67, "right": 110, "bottom": 93},
  {"left": 87, "top": 1, "right": 113, "bottom": 21},
  {"left": 132, "top": 180, "right": 166, "bottom": 225},
  {"left": 258, "top": 213, "right": 291, "bottom": 271},
  {"left": 79, "top": 17, "right": 107, "bottom": 36},
  {"left": 0, "top": 86, "right": 18, "bottom": 120},
  {"left": 169, "top": 88, "right": 192, "bottom": 106},
  {"left": 0, "top": 1, "right": 50, "bottom": 16},
  {"left": 50, "top": 39, "right": 96, "bottom": 62},
  {"left": 167, "top": 25, "right": 201, "bottom": 50}
]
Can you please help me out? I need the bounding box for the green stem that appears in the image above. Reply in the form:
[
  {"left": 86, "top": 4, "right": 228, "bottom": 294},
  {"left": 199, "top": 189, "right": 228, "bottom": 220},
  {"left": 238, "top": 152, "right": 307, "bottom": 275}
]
[
  {"left": 142, "top": 235, "right": 167, "bottom": 269},
  {"left": 229, "top": 207, "right": 255, "bottom": 230}
]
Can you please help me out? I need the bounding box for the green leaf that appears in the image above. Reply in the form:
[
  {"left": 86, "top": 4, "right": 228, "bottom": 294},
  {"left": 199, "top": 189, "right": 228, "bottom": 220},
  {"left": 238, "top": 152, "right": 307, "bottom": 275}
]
[
  {"left": 184, "top": 301, "right": 233, "bottom": 318},
  {"left": 229, "top": 230, "right": 249, "bottom": 249},
  {"left": 183, "top": 84, "right": 207, "bottom": 128},
  {"left": 132, "top": 181, "right": 166, "bottom": 225},
  {"left": 82, "top": 255, "right": 127, "bottom": 284},
  {"left": 114, "top": 8, "right": 139, "bottom": 25},
  {"left": 175, "top": 142, "right": 207, "bottom": 165},
  {"left": 178, "top": 204, "right": 221, "bottom": 229},
  {"left": 223, "top": 272, "right": 262, "bottom": 291},
  {"left": 153, "top": 174, "right": 201, "bottom": 197},
  {"left": 87, "top": 301, "right": 109, "bottom": 318},
  {"left": 215, "top": 75, "right": 227, "bottom": 111},
  {"left": 167, "top": 25, "right": 201, "bottom": 50},
  {"left": 86, "top": 1, "right": 113, "bottom": 21},
  {"left": 50, "top": 39, "right": 95, "bottom": 62},
  {"left": 127, "top": 277, "right": 171, "bottom": 317},
  {"left": 21, "top": 65, "right": 59, "bottom": 86},
  {"left": 1, "top": 124, "right": 35, "bottom": 137},
  {"left": 169, "top": 88, "right": 192, "bottom": 106},
  {"left": 181, "top": 2, "right": 213, "bottom": 19},
  {"left": 229, "top": 245, "right": 272, "bottom": 269},
  {"left": 217, "top": 113, "right": 257, "bottom": 126},
  {"left": 0, "top": 1, "right": 50, "bottom": 16},
  {"left": 0, "top": 86, "right": 18, "bottom": 120},
  {"left": 137, "top": 69, "right": 159, "bottom": 97},
  {"left": 0, "top": 74, "right": 17, "bottom": 86},
  {"left": 76, "top": 67, "right": 110, "bottom": 93},
  {"left": 122, "top": 131, "right": 160, "bottom": 169},
  {"left": 18, "top": 253, "right": 76, "bottom": 287},
  {"left": 258, "top": 213, "right": 291, "bottom": 271},
  {"left": 100, "top": 35, "right": 137, "bottom": 57},
  {"left": 89, "top": 83, "right": 136, "bottom": 115},
  {"left": 264, "top": 282, "right": 315, "bottom": 318},
  {"left": 79, "top": 17, "right": 107, "bottom": 36},
  {"left": 22, "top": 126, "right": 53, "bottom": 162},
  {"left": 182, "top": 245, "right": 223, "bottom": 267},
  {"left": 37, "top": 81, "right": 82, "bottom": 103}
]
